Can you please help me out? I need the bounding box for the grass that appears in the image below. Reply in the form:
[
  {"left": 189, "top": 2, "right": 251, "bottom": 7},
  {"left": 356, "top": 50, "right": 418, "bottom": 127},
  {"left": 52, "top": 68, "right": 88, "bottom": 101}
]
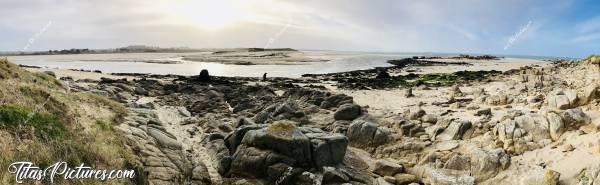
[
  {"left": 0, "top": 105, "right": 66, "bottom": 140},
  {"left": 0, "top": 58, "right": 139, "bottom": 185}
]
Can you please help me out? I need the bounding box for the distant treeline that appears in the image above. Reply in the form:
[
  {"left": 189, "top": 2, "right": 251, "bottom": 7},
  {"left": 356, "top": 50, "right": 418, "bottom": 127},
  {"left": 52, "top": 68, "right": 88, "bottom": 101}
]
[{"left": 0, "top": 45, "right": 203, "bottom": 56}]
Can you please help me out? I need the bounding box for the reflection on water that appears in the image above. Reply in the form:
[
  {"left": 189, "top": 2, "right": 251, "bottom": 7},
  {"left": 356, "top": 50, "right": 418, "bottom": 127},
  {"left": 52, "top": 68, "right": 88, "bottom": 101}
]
[{"left": 11, "top": 52, "right": 412, "bottom": 78}]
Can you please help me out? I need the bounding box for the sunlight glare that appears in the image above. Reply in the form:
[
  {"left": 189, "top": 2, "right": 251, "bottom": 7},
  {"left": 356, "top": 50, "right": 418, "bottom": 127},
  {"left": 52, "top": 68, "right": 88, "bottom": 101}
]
[{"left": 167, "top": 0, "right": 248, "bottom": 30}]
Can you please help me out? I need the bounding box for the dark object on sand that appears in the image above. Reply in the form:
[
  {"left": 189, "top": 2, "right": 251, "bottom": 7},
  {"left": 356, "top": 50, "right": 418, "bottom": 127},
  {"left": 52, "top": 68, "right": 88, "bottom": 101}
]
[
  {"left": 375, "top": 70, "right": 391, "bottom": 79},
  {"left": 263, "top": 72, "right": 267, "bottom": 81},
  {"left": 199, "top": 69, "right": 210, "bottom": 82}
]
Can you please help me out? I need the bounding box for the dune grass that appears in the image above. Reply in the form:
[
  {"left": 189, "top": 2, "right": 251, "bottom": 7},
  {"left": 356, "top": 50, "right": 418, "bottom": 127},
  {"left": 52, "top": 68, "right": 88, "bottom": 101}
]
[{"left": 0, "top": 58, "right": 140, "bottom": 185}]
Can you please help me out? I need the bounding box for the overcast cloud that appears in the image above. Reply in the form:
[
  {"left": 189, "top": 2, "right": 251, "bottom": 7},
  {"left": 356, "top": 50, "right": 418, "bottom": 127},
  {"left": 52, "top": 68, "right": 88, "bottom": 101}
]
[{"left": 1, "top": 0, "right": 599, "bottom": 57}]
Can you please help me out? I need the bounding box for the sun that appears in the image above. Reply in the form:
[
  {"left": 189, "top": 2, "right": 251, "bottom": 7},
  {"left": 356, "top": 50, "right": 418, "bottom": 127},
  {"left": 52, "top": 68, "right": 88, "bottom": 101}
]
[{"left": 165, "top": 0, "right": 248, "bottom": 30}]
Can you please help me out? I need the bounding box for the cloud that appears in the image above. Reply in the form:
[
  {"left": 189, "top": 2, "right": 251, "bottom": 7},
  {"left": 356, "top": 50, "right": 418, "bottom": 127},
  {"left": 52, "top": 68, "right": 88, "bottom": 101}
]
[{"left": 0, "top": 0, "right": 596, "bottom": 57}]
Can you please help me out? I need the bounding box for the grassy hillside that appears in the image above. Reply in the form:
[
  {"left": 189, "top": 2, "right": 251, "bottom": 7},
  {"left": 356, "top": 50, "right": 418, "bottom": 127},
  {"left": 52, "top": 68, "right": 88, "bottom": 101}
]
[{"left": 0, "top": 58, "right": 140, "bottom": 184}]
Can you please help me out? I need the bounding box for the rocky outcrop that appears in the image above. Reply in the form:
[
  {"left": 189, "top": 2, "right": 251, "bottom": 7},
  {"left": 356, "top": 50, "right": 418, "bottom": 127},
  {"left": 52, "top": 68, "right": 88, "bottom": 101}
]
[
  {"left": 347, "top": 120, "right": 391, "bottom": 148},
  {"left": 218, "top": 121, "right": 357, "bottom": 184},
  {"left": 117, "top": 108, "right": 211, "bottom": 185}
]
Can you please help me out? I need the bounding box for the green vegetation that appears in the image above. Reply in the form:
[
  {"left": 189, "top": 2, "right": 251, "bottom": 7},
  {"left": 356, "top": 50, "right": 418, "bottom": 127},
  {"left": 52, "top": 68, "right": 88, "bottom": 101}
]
[
  {"left": 0, "top": 105, "right": 66, "bottom": 140},
  {"left": 585, "top": 55, "right": 599, "bottom": 64},
  {"left": 0, "top": 58, "right": 138, "bottom": 185}
]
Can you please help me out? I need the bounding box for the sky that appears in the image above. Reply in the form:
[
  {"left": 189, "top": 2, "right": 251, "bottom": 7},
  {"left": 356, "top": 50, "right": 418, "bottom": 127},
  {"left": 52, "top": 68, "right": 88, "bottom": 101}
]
[{"left": 1, "top": 0, "right": 599, "bottom": 58}]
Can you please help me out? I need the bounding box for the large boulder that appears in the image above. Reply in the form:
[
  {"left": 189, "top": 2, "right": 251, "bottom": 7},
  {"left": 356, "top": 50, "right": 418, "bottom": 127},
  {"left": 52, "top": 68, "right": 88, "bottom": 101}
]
[
  {"left": 241, "top": 121, "right": 313, "bottom": 167},
  {"left": 547, "top": 90, "right": 578, "bottom": 109},
  {"left": 347, "top": 120, "right": 391, "bottom": 147},
  {"left": 306, "top": 133, "right": 348, "bottom": 168},
  {"left": 334, "top": 103, "right": 362, "bottom": 120},
  {"left": 514, "top": 114, "right": 551, "bottom": 142},
  {"left": 468, "top": 147, "right": 510, "bottom": 182},
  {"left": 562, "top": 108, "right": 592, "bottom": 126}
]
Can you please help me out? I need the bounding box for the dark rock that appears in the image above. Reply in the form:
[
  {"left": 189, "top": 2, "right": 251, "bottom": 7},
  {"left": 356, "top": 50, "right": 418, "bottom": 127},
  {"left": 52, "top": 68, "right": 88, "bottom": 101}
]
[
  {"left": 241, "top": 121, "right": 313, "bottom": 167},
  {"left": 320, "top": 94, "right": 354, "bottom": 109},
  {"left": 306, "top": 133, "right": 348, "bottom": 168},
  {"left": 334, "top": 103, "right": 362, "bottom": 120},
  {"left": 376, "top": 70, "right": 391, "bottom": 79},
  {"left": 43, "top": 71, "right": 56, "bottom": 77},
  {"left": 347, "top": 120, "right": 390, "bottom": 147},
  {"left": 475, "top": 108, "right": 492, "bottom": 116},
  {"left": 199, "top": 69, "right": 210, "bottom": 82},
  {"left": 322, "top": 167, "right": 350, "bottom": 184}
]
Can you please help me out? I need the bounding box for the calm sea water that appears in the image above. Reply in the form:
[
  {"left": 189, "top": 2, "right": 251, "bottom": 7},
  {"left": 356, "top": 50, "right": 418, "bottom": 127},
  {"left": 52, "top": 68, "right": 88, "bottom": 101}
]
[{"left": 8, "top": 51, "right": 553, "bottom": 78}]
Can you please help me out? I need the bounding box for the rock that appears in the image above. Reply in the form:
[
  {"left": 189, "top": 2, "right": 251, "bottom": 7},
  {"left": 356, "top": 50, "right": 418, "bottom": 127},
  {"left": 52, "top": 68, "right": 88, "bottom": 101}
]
[
  {"left": 377, "top": 177, "right": 394, "bottom": 185},
  {"left": 521, "top": 169, "right": 561, "bottom": 185},
  {"left": 199, "top": 69, "right": 210, "bottom": 82},
  {"left": 577, "top": 163, "right": 600, "bottom": 185},
  {"left": 580, "top": 83, "right": 599, "bottom": 104},
  {"left": 376, "top": 70, "right": 392, "bottom": 79},
  {"left": 562, "top": 108, "right": 592, "bottom": 126},
  {"left": 562, "top": 143, "right": 574, "bottom": 152},
  {"left": 320, "top": 94, "right": 354, "bottom": 109},
  {"left": 437, "top": 120, "right": 472, "bottom": 141},
  {"left": 347, "top": 120, "right": 390, "bottom": 147},
  {"left": 147, "top": 127, "right": 182, "bottom": 150},
  {"left": 547, "top": 112, "right": 564, "bottom": 141},
  {"left": 234, "top": 117, "right": 255, "bottom": 128},
  {"left": 134, "top": 86, "right": 149, "bottom": 96},
  {"left": 405, "top": 88, "right": 414, "bottom": 98},
  {"left": 543, "top": 170, "right": 560, "bottom": 185},
  {"left": 225, "top": 124, "right": 267, "bottom": 152},
  {"left": 422, "top": 114, "right": 438, "bottom": 124},
  {"left": 548, "top": 90, "right": 578, "bottom": 109},
  {"left": 486, "top": 94, "right": 513, "bottom": 106},
  {"left": 430, "top": 169, "right": 475, "bottom": 185},
  {"left": 528, "top": 95, "right": 545, "bottom": 103},
  {"left": 450, "top": 85, "right": 463, "bottom": 97},
  {"left": 434, "top": 140, "right": 459, "bottom": 151},
  {"left": 444, "top": 154, "right": 470, "bottom": 171},
  {"left": 409, "top": 108, "right": 426, "bottom": 120},
  {"left": 475, "top": 108, "right": 492, "bottom": 116},
  {"left": 306, "top": 133, "right": 348, "bottom": 168},
  {"left": 228, "top": 145, "right": 275, "bottom": 178},
  {"left": 241, "top": 121, "right": 313, "bottom": 167},
  {"left": 322, "top": 166, "right": 350, "bottom": 184},
  {"left": 383, "top": 176, "right": 396, "bottom": 184},
  {"left": 373, "top": 159, "right": 403, "bottom": 176},
  {"left": 334, "top": 103, "right": 362, "bottom": 120},
  {"left": 43, "top": 70, "right": 56, "bottom": 77},
  {"left": 393, "top": 173, "right": 418, "bottom": 185},
  {"left": 514, "top": 114, "right": 551, "bottom": 142},
  {"left": 469, "top": 147, "right": 510, "bottom": 182}
]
